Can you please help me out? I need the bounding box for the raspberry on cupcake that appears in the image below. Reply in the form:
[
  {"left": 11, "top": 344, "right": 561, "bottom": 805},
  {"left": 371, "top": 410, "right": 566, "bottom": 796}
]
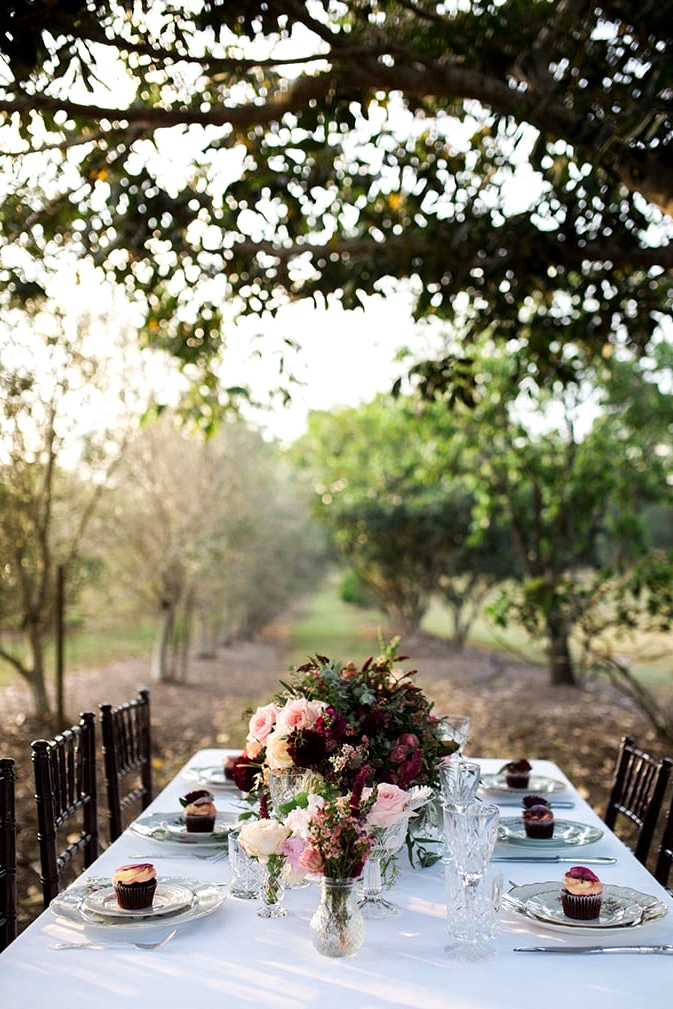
[
  {"left": 501, "top": 758, "right": 532, "bottom": 789},
  {"left": 113, "top": 863, "right": 157, "bottom": 910},
  {"left": 180, "top": 789, "right": 216, "bottom": 832},
  {"left": 561, "top": 865, "right": 603, "bottom": 920},
  {"left": 522, "top": 803, "right": 555, "bottom": 838}
]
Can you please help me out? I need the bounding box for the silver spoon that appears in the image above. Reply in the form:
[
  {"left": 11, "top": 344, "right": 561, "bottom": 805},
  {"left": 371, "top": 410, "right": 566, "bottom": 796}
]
[{"left": 49, "top": 928, "right": 178, "bottom": 951}]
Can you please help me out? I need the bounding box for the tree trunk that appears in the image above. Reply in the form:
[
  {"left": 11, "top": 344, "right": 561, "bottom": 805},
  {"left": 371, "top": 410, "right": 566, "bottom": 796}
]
[
  {"left": 21, "top": 620, "right": 52, "bottom": 717},
  {"left": 547, "top": 611, "right": 576, "bottom": 686},
  {"left": 151, "top": 603, "right": 175, "bottom": 682}
]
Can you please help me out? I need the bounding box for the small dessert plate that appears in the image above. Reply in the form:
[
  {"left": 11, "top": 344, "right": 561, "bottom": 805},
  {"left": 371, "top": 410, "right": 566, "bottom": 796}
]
[
  {"left": 130, "top": 811, "right": 237, "bottom": 845},
  {"left": 50, "top": 877, "right": 227, "bottom": 930},
  {"left": 82, "top": 881, "right": 194, "bottom": 920},
  {"left": 497, "top": 817, "right": 603, "bottom": 848},
  {"left": 503, "top": 882, "right": 668, "bottom": 933},
  {"left": 182, "top": 765, "right": 240, "bottom": 790},
  {"left": 480, "top": 773, "right": 567, "bottom": 795}
]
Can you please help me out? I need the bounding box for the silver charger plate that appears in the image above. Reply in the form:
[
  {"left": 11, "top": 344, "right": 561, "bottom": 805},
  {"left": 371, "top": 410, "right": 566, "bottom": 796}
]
[
  {"left": 480, "top": 772, "right": 567, "bottom": 795},
  {"left": 497, "top": 817, "right": 603, "bottom": 848},
  {"left": 130, "top": 811, "right": 236, "bottom": 845},
  {"left": 503, "top": 881, "right": 668, "bottom": 933},
  {"left": 82, "top": 881, "right": 195, "bottom": 920},
  {"left": 50, "top": 877, "right": 227, "bottom": 930}
]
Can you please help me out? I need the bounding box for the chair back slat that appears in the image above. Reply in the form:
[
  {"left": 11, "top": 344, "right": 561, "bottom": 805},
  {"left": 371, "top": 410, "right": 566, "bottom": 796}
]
[
  {"left": 31, "top": 711, "right": 99, "bottom": 908},
  {"left": 0, "top": 757, "right": 18, "bottom": 950},
  {"left": 654, "top": 788, "right": 673, "bottom": 891},
  {"left": 604, "top": 735, "right": 672, "bottom": 865},
  {"left": 100, "top": 690, "right": 153, "bottom": 843}
]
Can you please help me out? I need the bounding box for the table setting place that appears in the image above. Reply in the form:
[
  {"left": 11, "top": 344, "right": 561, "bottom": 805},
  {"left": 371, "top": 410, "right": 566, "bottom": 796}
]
[{"left": 3, "top": 650, "right": 673, "bottom": 1009}]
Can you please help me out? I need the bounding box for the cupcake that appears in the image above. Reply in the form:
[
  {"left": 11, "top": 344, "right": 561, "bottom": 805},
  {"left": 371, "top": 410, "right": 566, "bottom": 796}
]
[
  {"left": 501, "top": 759, "right": 532, "bottom": 789},
  {"left": 223, "top": 755, "right": 241, "bottom": 782},
  {"left": 561, "top": 866, "right": 603, "bottom": 920},
  {"left": 113, "top": 863, "right": 157, "bottom": 910},
  {"left": 522, "top": 802, "right": 555, "bottom": 838},
  {"left": 523, "top": 793, "right": 550, "bottom": 808},
  {"left": 180, "top": 789, "right": 216, "bottom": 832}
]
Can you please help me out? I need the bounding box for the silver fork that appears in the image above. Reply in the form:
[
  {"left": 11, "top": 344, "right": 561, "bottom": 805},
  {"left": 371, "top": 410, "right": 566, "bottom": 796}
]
[{"left": 49, "top": 928, "right": 178, "bottom": 950}]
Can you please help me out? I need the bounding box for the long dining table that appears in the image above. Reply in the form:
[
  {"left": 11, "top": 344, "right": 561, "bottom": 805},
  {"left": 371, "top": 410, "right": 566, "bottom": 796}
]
[{"left": 2, "top": 750, "right": 673, "bottom": 1009}]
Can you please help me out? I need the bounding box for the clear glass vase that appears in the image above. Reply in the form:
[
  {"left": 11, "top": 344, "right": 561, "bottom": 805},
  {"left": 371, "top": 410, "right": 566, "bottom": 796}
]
[
  {"left": 310, "top": 877, "right": 365, "bottom": 957},
  {"left": 258, "top": 854, "right": 287, "bottom": 918}
]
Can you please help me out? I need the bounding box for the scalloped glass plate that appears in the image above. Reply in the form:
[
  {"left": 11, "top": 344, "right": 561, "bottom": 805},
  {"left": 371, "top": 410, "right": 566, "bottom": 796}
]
[
  {"left": 497, "top": 817, "right": 603, "bottom": 848},
  {"left": 182, "top": 764, "right": 240, "bottom": 790},
  {"left": 480, "top": 773, "right": 567, "bottom": 795},
  {"left": 82, "top": 881, "right": 194, "bottom": 920},
  {"left": 504, "top": 881, "right": 668, "bottom": 933},
  {"left": 130, "top": 811, "right": 236, "bottom": 845},
  {"left": 50, "top": 877, "right": 227, "bottom": 930}
]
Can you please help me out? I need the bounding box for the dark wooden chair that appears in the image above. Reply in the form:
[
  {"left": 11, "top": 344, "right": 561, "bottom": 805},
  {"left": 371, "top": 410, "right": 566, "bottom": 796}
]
[
  {"left": 654, "top": 787, "right": 673, "bottom": 892},
  {"left": 603, "top": 735, "right": 672, "bottom": 865},
  {"left": 100, "top": 689, "right": 153, "bottom": 843},
  {"left": 0, "top": 757, "right": 18, "bottom": 950},
  {"left": 31, "top": 711, "right": 99, "bottom": 908}
]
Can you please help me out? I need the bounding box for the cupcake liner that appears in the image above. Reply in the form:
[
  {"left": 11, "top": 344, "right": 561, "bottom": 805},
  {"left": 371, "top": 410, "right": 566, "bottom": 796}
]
[
  {"left": 561, "top": 891, "right": 602, "bottom": 920},
  {"left": 185, "top": 814, "right": 216, "bottom": 833},
  {"left": 114, "top": 878, "right": 157, "bottom": 910}
]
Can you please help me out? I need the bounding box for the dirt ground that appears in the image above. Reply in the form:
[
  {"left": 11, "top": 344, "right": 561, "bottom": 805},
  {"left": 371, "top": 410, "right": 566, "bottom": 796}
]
[{"left": 3, "top": 622, "right": 667, "bottom": 933}]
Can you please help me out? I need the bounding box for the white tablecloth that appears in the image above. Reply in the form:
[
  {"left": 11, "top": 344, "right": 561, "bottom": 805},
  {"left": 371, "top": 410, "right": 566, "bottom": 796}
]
[{"left": 2, "top": 751, "right": 672, "bottom": 1009}]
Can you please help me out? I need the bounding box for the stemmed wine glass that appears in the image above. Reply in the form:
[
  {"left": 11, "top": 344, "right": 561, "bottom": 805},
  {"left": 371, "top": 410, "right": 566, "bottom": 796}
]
[
  {"left": 358, "top": 819, "right": 407, "bottom": 919},
  {"left": 438, "top": 756, "right": 482, "bottom": 808},
  {"left": 439, "top": 714, "right": 471, "bottom": 755},
  {"left": 438, "top": 757, "right": 482, "bottom": 861},
  {"left": 442, "top": 801, "right": 500, "bottom": 956}
]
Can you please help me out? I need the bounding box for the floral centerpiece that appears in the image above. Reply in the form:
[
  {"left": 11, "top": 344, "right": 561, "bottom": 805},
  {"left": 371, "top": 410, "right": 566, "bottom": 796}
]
[{"left": 231, "top": 637, "right": 457, "bottom": 800}]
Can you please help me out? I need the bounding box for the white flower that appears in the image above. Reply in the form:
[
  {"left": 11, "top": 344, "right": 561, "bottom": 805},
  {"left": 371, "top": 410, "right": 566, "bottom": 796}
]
[
  {"left": 264, "top": 730, "right": 296, "bottom": 770},
  {"left": 238, "top": 819, "right": 291, "bottom": 861}
]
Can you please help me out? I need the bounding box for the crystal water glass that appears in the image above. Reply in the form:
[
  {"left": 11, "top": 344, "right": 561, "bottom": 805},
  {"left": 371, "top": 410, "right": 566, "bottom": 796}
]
[{"left": 442, "top": 801, "right": 500, "bottom": 956}]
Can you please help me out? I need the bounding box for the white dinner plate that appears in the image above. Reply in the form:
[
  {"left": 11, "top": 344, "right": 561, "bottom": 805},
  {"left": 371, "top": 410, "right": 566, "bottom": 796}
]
[
  {"left": 503, "top": 881, "right": 668, "bottom": 933},
  {"left": 182, "top": 764, "right": 240, "bottom": 790},
  {"left": 497, "top": 817, "right": 603, "bottom": 848},
  {"left": 130, "top": 811, "right": 237, "bottom": 845},
  {"left": 82, "top": 881, "right": 195, "bottom": 920},
  {"left": 480, "top": 772, "right": 567, "bottom": 795},
  {"left": 50, "top": 877, "right": 227, "bottom": 930}
]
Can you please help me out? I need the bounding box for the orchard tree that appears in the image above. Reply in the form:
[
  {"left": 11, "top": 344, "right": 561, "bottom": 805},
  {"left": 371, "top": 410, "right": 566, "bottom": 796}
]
[
  {"left": 92, "top": 414, "right": 325, "bottom": 681},
  {"left": 0, "top": 308, "right": 141, "bottom": 716},
  {"left": 295, "top": 395, "right": 516, "bottom": 637},
  {"left": 0, "top": 2, "right": 671, "bottom": 415},
  {"left": 459, "top": 345, "right": 673, "bottom": 686}
]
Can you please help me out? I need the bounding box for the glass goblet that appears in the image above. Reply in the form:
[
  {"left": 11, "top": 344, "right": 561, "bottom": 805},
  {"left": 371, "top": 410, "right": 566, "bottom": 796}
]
[
  {"left": 358, "top": 819, "right": 407, "bottom": 919},
  {"left": 442, "top": 802, "right": 500, "bottom": 953},
  {"left": 439, "top": 714, "right": 471, "bottom": 755},
  {"left": 438, "top": 756, "right": 482, "bottom": 808}
]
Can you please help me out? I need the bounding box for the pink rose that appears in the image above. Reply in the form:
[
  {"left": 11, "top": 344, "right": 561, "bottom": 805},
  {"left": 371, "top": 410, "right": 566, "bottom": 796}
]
[
  {"left": 247, "top": 703, "right": 280, "bottom": 744},
  {"left": 364, "top": 782, "right": 413, "bottom": 828},
  {"left": 298, "top": 844, "right": 324, "bottom": 874},
  {"left": 275, "top": 697, "right": 326, "bottom": 734}
]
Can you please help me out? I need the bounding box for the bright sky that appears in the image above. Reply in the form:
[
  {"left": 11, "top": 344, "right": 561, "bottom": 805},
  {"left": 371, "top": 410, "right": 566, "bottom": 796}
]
[{"left": 227, "top": 290, "right": 436, "bottom": 443}]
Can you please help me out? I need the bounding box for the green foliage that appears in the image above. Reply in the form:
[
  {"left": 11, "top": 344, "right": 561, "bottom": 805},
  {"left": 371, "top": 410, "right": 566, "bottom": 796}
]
[{"left": 0, "top": 2, "right": 671, "bottom": 415}]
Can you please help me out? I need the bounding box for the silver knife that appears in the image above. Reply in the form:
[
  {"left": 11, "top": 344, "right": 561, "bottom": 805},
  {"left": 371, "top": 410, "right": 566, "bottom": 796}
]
[
  {"left": 514, "top": 945, "right": 673, "bottom": 955},
  {"left": 492, "top": 855, "right": 616, "bottom": 863}
]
